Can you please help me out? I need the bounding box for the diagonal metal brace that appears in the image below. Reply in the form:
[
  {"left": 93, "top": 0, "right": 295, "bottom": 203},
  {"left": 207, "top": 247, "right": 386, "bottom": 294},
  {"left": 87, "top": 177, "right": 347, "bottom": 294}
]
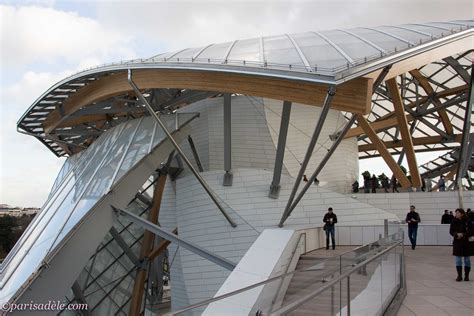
[
  {"left": 279, "top": 86, "right": 336, "bottom": 227},
  {"left": 287, "top": 114, "right": 357, "bottom": 215},
  {"left": 112, "top": 205, "right": 236, "bottom": 271},
  {"left": 127, "top": 69, "right": 237, "bottom": 228}
]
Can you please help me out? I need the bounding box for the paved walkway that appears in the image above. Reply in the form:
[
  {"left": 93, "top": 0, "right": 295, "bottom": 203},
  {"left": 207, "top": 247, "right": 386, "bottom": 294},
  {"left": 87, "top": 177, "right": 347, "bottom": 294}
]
[{"left": 397, "top": 246, "right": 473, "bottom": 316}]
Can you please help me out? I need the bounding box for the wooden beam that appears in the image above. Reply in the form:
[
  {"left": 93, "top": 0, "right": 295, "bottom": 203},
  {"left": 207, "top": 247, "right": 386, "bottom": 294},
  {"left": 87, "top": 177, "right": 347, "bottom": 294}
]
[
  {"left": 356, "top": 114, "right": 411, "bottom": 188},
  {"left": 386, "top": 78, "right": 422, "bottom": 187},
  {"left": 363, "top": 35, "right": 473, "bottom": 81},
  {"left": 409, "top": 69, "right": 453, "bottom": 135},
  {"left": 147, "top": 228, "right": 177, "bottom": 260},
  {"left": 345, "top": 114, "right": 414, "bottom": 139},
  {"left": 129, "top": 173, "right": 167, "bottom": 316},
  {"left": 358, "top": 134, "right": 463, "bottom": 151},
  {"left": 344, "top": 84, "right": 467, "bottom": 139},
  {"left": 432, "top": 168, "right": 457, "bottom": 191},
  {"left": 42, "top": 69, "right": 373, "bottom": 134}
]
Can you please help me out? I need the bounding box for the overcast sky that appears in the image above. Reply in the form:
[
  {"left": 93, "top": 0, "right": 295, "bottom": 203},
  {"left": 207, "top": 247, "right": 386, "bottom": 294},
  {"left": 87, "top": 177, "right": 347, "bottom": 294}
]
[{"left": 0, "top": 0, "right": 472, "bottom": 207}]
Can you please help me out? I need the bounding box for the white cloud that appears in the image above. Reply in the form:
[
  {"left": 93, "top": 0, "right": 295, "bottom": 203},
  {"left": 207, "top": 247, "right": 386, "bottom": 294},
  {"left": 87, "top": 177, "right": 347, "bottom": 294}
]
[
  {"left": 0, "top": 5, "right": 136, "bottom": 69},
  {"left": 94, "top": 0, "right": 473, "bottom": 52}
]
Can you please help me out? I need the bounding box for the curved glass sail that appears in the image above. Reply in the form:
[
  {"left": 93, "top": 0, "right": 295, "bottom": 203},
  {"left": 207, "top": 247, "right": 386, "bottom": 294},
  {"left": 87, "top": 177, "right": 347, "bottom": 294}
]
[{"left": 0, "top": 113, "right": 198, "bottom": 304}]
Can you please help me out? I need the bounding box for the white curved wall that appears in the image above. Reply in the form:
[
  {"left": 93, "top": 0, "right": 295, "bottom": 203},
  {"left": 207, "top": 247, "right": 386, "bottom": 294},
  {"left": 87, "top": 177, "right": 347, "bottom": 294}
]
[{"left": 178, "top": 95, "right": 358, "bottom": 193}]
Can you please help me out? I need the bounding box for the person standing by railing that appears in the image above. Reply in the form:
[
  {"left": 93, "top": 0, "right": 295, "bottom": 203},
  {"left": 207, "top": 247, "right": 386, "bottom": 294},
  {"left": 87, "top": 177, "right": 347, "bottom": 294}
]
[
  {"left": 405, "top": 205, "right": 420, "bottom": 250},
  {"left": 450, "top": 208, "right": 473, "bottom": 281},
  {"left": 323, "top": 207, "right": 338, "bottom": 250}
]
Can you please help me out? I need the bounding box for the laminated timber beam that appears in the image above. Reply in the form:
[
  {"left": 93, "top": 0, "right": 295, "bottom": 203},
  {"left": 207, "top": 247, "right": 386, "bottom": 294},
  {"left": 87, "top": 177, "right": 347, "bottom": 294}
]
[
  {"left": 432, "top": 168, "right": 457, "bottom": 191},
  {"left": 409, "top": 69, "right": 453, "bottom": 135},
  {"left": 344, "top": 84, "right": 468, "bottom": 139},
  {"left": 358, "top": 134, "right": 463, "bottom": 152},
  {"left": 129, "top": 172, "right": 167, "bottom": 316},
  {"left": 356, "top": 114, "right": 411, "bottom": 188},
  {"left": 42, "top": 69, "right": 373, "bottom": 134},
  {"left": 386, "top": 78, "right": 422, "bottom": 187}
]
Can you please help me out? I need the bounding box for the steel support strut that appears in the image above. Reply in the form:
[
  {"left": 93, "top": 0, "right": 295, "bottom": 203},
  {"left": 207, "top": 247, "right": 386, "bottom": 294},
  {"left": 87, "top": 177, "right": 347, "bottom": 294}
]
[
  {"left": 455, "top": 65, "right": 473, "bottom": 191},
  {"left": 286, "top": 114, "right": 356, "bottom": 215},
  {"left": 128, "top": 69, "right": 237, "bottom": 227},
  {"left": 223, "top": 93, "right": 233, "bottom": 186},
  {"left": 269, "top": 101, "right": 292, "bottom": 199},
  {"left": 279, "top": 86, "right": 336, "bottom": 227},
  {"left": 112, "top": 206, "right": 236, "bottom": 271}
]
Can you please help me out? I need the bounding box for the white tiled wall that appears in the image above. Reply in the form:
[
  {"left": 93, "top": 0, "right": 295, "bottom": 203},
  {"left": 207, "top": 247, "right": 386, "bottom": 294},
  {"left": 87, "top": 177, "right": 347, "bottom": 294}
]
[{"left": 351, "top": 191, "right": 474, "bottom": 224}]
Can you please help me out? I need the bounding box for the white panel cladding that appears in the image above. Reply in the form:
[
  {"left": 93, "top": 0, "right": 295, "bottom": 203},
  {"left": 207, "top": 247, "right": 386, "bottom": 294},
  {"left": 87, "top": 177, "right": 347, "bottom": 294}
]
[
  {"left": 177, "top": 95, "right": 358, "bottom": 193},
  {"left": 262, "top": 97, "right": 359, "bottom": 194},
  {"left": 167, "top": 168, "right": 397, "bottom": 307},
  {"left": 351, "top": 191, "right": 474, "bottom": 224},
  {"left": 177, "top": 95, "right": 280, "bottom": 178}
]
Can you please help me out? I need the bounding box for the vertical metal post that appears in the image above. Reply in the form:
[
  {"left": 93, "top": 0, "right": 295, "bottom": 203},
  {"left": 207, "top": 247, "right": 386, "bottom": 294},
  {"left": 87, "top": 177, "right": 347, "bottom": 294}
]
[
  {"left": 128, "top": 70, "right": 237, "bottom": 227},
  {"left": 269, "top": 100, "right": 292, "bottom": 198},
  {"left": 339, "top": 255, "right": 342, "bottom": 315},
  {"left": 287, "top": 114, "right": 356, "bottom": 213},
  {"left": 346, "top": 276, "right": 351, "bottom": 316},
  {"left": 331, "top": 284, "right": 335, "bottom": 316},
  {"left": 279, "top": 86, "right": 336, "bottom": 227},
  {"left": 223, "top": 93, "right": 233, "bottom": 186},
  {"left": 384, "top": 219, "right": 389, "bottom": 238},
  {"left": 454, "top": 65, "right": 473, "bottom": 191},
  {"left": 401, "top": 229, "right": 406, "bottom": 289}
]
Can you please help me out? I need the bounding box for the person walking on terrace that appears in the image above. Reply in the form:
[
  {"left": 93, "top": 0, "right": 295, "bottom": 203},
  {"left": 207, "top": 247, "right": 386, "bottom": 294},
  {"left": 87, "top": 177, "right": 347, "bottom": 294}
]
[
  {"left": 323, "top": 207, "right": 338, "bottom": 250},
  {"left": 450, "top": 208, "right": 473, "bottom": 281},
  {"left": 406, "top": 205, "right": 421, "bottom": 250}
]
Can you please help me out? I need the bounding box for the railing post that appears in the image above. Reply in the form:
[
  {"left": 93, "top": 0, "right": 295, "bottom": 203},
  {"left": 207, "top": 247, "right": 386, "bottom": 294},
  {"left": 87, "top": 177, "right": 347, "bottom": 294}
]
[
  {"left": 384, "top": 219, "right": 389, "bottom": 238},
  {"left": 347, "top": 276, "right": 351, "bottom": 316}
]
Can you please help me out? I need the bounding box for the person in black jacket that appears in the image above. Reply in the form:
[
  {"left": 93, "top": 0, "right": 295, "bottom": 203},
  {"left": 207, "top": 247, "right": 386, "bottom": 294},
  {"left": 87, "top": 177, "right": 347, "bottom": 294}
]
[
  {"left": 441, "top": 210, "right": 452, "bottom": 224},
  {"left": 405, "top": 205, "right": 421, "bottom": 250},
  {"left": 323, "top": 207, "right": 338, "bottom": 250},
  {"left": 450, "top": 208, "right": 473, "bottom": 281}
]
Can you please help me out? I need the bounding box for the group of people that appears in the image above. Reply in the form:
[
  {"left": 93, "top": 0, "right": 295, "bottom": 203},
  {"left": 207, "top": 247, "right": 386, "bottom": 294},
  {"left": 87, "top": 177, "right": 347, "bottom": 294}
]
[
  {"left": 407, "top": 206, "right": 473, "bottom": 281},
  {"left": 352, "top": 175, "right": 398, "bottom": 194},
  {"left": 351, "top": 174, "right": 448, "bottom": 194},
  {"left": 323, "top": 205, "right": 473, "bottom": 282},
  {"left": 441, "top": 208, "right": 471, "bottom": 224}
]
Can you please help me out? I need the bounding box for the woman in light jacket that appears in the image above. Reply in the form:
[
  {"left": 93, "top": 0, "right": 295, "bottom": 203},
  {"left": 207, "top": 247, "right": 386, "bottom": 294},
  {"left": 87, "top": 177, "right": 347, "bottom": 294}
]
[{"left": 449, "top": 208, "right": 473, "bottom": 281}]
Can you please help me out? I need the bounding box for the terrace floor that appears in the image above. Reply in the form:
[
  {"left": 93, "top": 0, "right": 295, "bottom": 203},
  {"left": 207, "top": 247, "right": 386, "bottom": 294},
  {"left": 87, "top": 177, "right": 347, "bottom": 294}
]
[{"left": 397, "top": 246, "right": 473, "bottom": 316}]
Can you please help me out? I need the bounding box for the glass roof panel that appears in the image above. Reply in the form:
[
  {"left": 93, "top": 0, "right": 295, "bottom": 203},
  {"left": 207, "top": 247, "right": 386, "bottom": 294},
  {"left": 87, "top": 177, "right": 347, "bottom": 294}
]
[
  {"left": 172, "top": 46, "right": 207, "bottom": 60},
  {"left": 263, "top": 35, "right": 304, "bottom": 66},
  {"left": 199, "top": 41, "right": 233, "bottom": 61},
  {"left": 401, "top": 24, "right": 444, "bottom": 38},
  {"left": 378, "top": 26, "right": 431, "bottom": 44},
  {"left": 422, "top": 22, "right": 458, "bottom": 32},
  {"left": 349, "top": 28, "right": 410, "bottom": 55},
  {"left": 227, "top": 38, "right": 260, "bottom": 63},
  {"left": 320, "top": 30, "right": 381, "bottom": 64},
  {"left": 152, "top": 49, "right": 185, "bottom": 61},
  {"left": 291, "top": 32, "right": 347, "bottom": 70}
]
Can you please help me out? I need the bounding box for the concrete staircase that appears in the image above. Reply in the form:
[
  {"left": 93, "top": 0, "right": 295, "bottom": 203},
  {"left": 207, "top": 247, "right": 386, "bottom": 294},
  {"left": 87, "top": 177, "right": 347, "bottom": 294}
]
[{"left": 280, "top": 247, "right": 381, "bottom": 316}]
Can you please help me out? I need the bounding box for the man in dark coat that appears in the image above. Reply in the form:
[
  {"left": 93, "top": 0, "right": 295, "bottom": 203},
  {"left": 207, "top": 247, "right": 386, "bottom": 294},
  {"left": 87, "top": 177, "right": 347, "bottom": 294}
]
[
  {"left": 450, "top": 208, "right": 473, "bottom": 281},
  {"left": 441, "top": 210, "right": 452, "bottom": 224},
  {"left": 323, "top": 207, "right": 338, "bottom": 250},
  {"left": 405, "top": 205, "right": 421, "bottom": 250}
]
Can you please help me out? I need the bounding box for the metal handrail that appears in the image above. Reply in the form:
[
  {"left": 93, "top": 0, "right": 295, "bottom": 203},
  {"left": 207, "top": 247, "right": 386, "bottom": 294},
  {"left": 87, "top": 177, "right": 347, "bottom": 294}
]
[
  {"left": 270, "top": 238, "right": 403, "bottom": 315},
  {"left": 166, "top": 234, "right": 403, "bottom": 315}
]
